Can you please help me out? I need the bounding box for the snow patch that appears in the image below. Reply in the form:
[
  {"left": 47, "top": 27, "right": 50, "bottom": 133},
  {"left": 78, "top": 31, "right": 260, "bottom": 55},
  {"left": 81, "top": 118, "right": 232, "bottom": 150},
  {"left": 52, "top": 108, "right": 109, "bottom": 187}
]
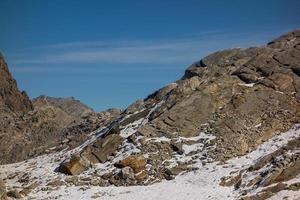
[{"left": 238, "top": 83, "right": 255, "bottom": 87}]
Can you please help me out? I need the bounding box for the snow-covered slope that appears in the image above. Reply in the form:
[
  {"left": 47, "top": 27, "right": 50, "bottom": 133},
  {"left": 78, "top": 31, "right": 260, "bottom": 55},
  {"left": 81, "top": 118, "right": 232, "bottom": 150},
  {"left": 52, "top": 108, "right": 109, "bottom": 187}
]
[{"left": 1, "top": 125, "right": 299, "bottom": 200}]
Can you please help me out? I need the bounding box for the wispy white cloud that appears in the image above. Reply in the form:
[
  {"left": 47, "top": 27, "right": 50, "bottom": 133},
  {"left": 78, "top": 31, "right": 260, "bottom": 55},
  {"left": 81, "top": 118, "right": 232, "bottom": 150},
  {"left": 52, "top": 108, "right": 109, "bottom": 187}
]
[
  {"left": 7, "top": 30, "right": 275, "bottom": 72},
  {"left": 10, "top": 66, "right": 65, "bottom": 72}
]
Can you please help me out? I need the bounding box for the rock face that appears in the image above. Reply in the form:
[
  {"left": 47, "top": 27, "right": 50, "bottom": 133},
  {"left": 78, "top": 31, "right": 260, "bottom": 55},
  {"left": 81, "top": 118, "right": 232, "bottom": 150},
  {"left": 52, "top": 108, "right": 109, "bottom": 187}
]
[
  {"left": 57, "top": 29, "right": 300, "bottom": 190},
  {"left": 0, "top": 53, "right": 33, "bottom": 115}
]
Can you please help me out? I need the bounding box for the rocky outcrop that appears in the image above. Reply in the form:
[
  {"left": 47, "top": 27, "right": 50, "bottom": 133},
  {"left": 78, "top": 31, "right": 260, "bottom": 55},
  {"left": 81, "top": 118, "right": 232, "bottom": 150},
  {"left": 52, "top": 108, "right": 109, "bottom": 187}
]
[
  {"left": 220, "top": 133, "right": 300, "bottom": 199},
  {"left": 0, "top": 53, "right": 33, "bottom": 115},
  {"left": 59, "top": 133, "right": 124, "bottom": 175},
  {"left": 0, "top": 105, "right": 121, "bottom": 164},
  {"left": 56, "top": 29, "right": 300, "bottom": 190},
  {"left": 179, "top": 29, "right": 300, "bottom": 161},
  {"left": 248, "top": 136, "right": 299, "bottom": 187}
]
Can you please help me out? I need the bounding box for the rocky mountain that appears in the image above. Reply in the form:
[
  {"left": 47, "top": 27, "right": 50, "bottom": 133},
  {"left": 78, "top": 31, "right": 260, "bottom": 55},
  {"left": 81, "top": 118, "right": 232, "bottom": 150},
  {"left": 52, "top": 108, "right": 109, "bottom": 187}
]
[
  {"left": 0, "top": 57, "right": 122, "bottom": 165},
  {"left": 0, "top": 29, "right": 300, "bottom": 200},
  {"left": 33, "top": 95, "right": 94, "bottom": 120},
  {"left": 0, "top": 53, "right": 32, "bottom": 116}
]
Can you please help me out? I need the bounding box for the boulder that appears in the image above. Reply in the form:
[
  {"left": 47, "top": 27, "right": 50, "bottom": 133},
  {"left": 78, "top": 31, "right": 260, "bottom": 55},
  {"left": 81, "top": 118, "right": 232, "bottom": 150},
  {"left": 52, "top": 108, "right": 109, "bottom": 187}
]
[
  {"left": 59, "top": 129, "right": 123, "bottom": 176},
  {"left": 115, "top": 155, "right": 147, "bottom": 173},
  {"left": 81, "top": 134, "right": 123, "bottom": 163},
  {"left": 59, "top": 155, "right": 89, "bottom": 175}
]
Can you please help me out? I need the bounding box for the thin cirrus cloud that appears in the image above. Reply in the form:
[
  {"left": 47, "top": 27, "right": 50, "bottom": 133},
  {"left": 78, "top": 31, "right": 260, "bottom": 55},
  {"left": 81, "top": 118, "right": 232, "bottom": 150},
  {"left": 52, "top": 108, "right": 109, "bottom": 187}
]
[{"left": 8, "top": 30, "right": 274, "bottom": 72}]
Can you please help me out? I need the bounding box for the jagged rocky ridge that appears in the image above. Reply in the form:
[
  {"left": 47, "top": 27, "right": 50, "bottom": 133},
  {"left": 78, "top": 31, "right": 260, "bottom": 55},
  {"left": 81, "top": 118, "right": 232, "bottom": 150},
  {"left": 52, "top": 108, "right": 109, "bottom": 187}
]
[
  {"left": 58, "top": 29, "right": 300, "bottom": 177},
  {"left": 0, "top": 29, "right": 300, "bottom": 200},
  {"left": 32, "top": 95, "right": 94, "bottom": 119},
  {"left": 0, "top": 56, "right": 122, "bottom": 164}
]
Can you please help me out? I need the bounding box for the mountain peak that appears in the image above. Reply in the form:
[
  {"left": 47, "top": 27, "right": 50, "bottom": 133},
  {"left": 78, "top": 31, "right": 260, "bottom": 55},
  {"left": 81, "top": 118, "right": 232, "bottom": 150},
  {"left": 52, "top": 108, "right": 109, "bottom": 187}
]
[
  {"left": 32, "top": 95, "right": 94, "bottom": 119},
  {"left": 0, "top": 53, "right": 33, "bottom": 115}
]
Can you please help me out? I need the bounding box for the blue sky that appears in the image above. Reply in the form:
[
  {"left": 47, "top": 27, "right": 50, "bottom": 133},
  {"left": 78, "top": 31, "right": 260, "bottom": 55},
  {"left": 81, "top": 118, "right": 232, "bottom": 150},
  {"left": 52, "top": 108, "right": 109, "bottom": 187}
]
[{"left": 0, "top": 0, "right": 299, "bottom": 111}]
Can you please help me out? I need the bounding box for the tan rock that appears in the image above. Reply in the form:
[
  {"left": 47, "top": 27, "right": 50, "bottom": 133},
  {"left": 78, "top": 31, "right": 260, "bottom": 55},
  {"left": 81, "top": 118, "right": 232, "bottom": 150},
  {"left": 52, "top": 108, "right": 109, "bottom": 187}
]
[
  {"left": 59, "top": 156, "right": 89, "bottom": 175},
  {"left": 116, "top": 155, "right": 147, "bottom": 173},
  {"left": 269, "top": 73, "right": 295, "bottom": 92}
]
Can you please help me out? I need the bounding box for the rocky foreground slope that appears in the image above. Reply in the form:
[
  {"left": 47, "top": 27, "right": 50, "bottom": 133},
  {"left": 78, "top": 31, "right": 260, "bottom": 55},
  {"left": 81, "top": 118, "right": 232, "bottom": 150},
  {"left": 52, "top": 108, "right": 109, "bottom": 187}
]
[{"left": 0, "top": 29, "right": 300, "bottom": 200}]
